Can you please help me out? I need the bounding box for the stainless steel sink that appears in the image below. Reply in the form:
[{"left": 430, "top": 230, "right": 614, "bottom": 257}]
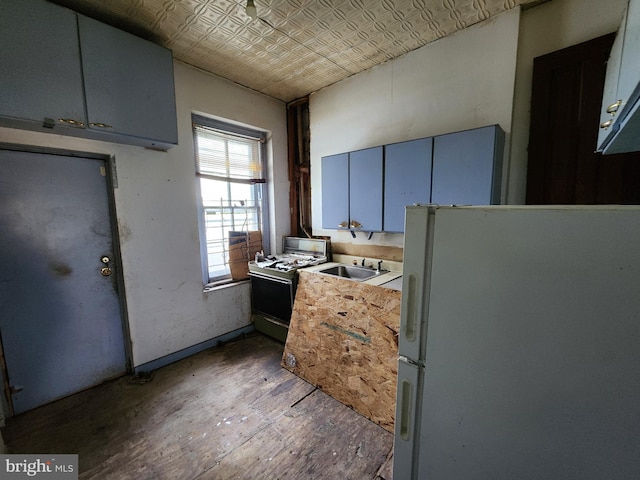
[{"left": 316, "top": 264, "right": 387, "bottom": 281}]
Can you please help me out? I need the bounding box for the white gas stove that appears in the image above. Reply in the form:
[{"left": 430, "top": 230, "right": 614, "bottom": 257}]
[
  {"left": 248, "top": 237, "right": 329, "bottom": 339},
  {"left": 248, "top": 237, "right": 328, "bottom": 279}
]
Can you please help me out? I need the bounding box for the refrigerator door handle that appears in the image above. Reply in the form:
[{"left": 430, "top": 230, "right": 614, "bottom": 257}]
[
  {"left": 394, "top": 359, "right": 421, "bottom": 479},
  {"left": 403, "top": 273, "right": 419, "bottom": 342},
  {"left": 398, "top": 378, "right": 414, "bottom": 441}
]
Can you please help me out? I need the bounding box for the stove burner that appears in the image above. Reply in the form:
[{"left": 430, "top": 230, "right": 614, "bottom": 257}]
[{"left": 254, "top": 253, "right": 325, "bottom": 272}]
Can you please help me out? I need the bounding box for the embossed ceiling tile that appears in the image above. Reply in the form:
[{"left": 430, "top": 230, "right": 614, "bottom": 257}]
[
  {"left": 437, "top": 0, "right": 470, "bottom": 29},
  {"left": 230, "top": 45, "right": 311, "bottom": 80},
  {"left": 149, "top": 1, "right": 194, "bottom": 30},
  {"left": 217, "top": 27, "right": 264, "bottom": 52},
  {"left": 349, "top": 35, "right": 397, "bottom": 64},
  {"left": 272, "top": 54, "right": 326, "bottom": 81},
  {"left": 265, "top": 62, "right": 344, "bottom": 94},
  {"left": 179, "top": 21, "right": 209, "bottom": 40},
  {"left": 282, "top": 24, "right": 342, "bottom": 53},
  {"left": 294, "top": 58, "right": 348, "bottom": 81},
  {"left": 199, "top": 0, "right": 242, "bottom": 23},
  {"left": 457, "top": 0, "right": 501, "bottom": 22},
  {"left": 149, "top": 5, "right": 199, "bottom": 43},
  {"left": 417, "top": 1, "right": 468, "bottom": 35},
  {"left": 262, "top": 43, "right": 306, "bottom": 65},
  {"left": 215, "top": 16, "right": 254, "bottom": 38},
  {"left": 260, "top": 9, "right": 303, "bottom": 33},
  {"left": 327, "top": 52, "right": 374, "bottom": 75},
  {"left": 53, "top": 0, "right": 538, "bottom": 102},
  {"left": 398, "top": 8, "right": 437, "bottom": 43},
  {"left": 319, "top": 19, "right": 357, "bottom": 43},
  {"left": 260, "top": 29, "right": 308, "bottom": 54}
]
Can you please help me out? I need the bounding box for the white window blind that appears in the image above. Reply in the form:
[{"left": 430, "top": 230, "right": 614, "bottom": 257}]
[{"left": 194, "top": 124, "right": 264, "bottom": 183}]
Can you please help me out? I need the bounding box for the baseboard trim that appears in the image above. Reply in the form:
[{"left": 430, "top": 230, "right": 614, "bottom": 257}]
[{"left": 134, "top": 325, "right": 255, "bottom": 373}]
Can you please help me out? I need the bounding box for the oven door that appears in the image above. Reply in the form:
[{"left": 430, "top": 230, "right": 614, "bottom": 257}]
[{"left": 249, "top": 272, "right": 296, "bottom": 324}]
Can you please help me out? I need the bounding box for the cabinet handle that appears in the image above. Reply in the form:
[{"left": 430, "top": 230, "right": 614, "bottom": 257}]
[
  {"left": 58, "top": 118, "right": 85, "bottom": 128},
  {"left": 90, "top": 122, "right": 113, "bottom": 129},
  {"left": 338, "top": 221, "right": 349, "bottom": 228},
  {"left": 350, "top": 220, "right": 362, "bottom": 229},
  {"left": 600, "top": 119, "right": 613, "bottom": 129},
  {"left": 606, "top": 100, "right": 622, "bottom": 115}
]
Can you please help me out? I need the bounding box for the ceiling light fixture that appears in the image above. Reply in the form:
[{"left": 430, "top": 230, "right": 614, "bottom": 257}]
[{"left": 246, "top": 0, "right": 258, "bottom": 20}]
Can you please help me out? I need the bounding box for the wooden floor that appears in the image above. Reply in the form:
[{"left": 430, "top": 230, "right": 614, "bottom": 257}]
[{"left": 2, "top": 333, "right": 394, "bottom": 479}]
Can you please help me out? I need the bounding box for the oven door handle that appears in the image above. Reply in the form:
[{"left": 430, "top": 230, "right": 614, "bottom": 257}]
[{"left": 248, "top": 272, "right": 294, "bottom": 285}]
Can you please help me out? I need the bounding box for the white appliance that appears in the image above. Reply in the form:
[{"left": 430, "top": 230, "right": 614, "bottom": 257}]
[{"left": 394, "top": 205, "right": 640, "bottom": 480}]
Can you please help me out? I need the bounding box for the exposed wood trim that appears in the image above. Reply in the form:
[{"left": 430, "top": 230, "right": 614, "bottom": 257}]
[{"left": 332, "top": 242, "right": 404, "bottom": 262}]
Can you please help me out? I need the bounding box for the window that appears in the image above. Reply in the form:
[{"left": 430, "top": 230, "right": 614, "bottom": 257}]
[{"left": 193, "top": 114, "right": 269, "bottom": 283}]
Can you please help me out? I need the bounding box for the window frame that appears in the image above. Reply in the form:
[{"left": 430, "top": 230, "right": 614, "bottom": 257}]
[{"left": 192, "top": 114, "right": 270, "bottom": 286}]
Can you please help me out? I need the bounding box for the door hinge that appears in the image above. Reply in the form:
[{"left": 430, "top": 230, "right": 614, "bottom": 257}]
[
  {"left": 110, "top": 156, "right": 118, "bottom": 188},
  {"left": 9, "top": 385, "right": 24, "bottom": 395}
]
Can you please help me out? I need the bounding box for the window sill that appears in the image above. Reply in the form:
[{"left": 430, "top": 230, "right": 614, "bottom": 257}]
[{"left": 203, "top": 278, "right": 250, "bottom": 293}]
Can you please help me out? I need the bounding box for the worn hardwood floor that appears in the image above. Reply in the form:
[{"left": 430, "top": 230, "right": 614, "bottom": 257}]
[{"left": 2, "top": 333, "right": 394, "bottom": 479}]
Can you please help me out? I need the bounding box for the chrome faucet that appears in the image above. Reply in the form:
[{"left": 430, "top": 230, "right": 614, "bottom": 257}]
[
  {"left": 361, "top": 258, "right": 366, "bottom": 267},
  {"left": 376, "top": 260, "right": 383, "bottom": 273}
]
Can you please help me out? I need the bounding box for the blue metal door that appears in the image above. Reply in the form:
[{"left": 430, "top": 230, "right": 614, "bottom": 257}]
[{"left": 0, "top": 149, "right": 128, "bottom": 414}]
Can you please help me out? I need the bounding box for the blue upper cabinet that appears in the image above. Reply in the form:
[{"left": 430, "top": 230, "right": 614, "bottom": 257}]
[
  {"left": 0, "top": 0, "right": 86, "bottom": 130},
  {"left": 431, "top": 125, "right": 505, "bottom": 206},
  {"left": 384, "top": 138, "right": 433, "bottom": 233},
  {"left": 321, "top": 126, "right": 503, "bottom": 232},
  {"left": 597, "top": 0, "right": 640, "bottom": 154},
  {"left": 79, "top": 16, "right": 178, "bottom": 148},
  {"left": 321, "top": 147, "right": 383, "bottom": 232},
  {"left": 0, "top": 0, "right": 178, "bottom": 150},
  {"left": 321, "top": 153, "right": 350, "bottom": 229},
  {"left": 349, "top": 147, "right": 383, "bottom": 232}
]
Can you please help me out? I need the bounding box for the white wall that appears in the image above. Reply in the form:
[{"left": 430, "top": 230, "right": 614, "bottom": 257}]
[
  {"left": 508, "top": 0, "right": 628, "bottom": 203},
  {"left": 310, "top": 8, "right": 521, "bottom": 248},
  {"left": 0, "top": 61, "right": 288, "bottom": 367}
]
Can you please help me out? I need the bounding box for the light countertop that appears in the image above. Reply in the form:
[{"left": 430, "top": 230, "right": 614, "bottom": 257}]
[{"left": 303, "top": 262, "right": 403, "bottom": 290}]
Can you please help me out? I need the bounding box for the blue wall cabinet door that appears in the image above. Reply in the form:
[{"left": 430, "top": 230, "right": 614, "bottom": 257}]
[
  {"left": 349, "top": 146, "right": 384, "bottom": 232},
  {"left": 597, "top": 16, "right": 626, "bottom": 151},
  {"left": 321, "top": 153, "right": 350, "bottom": 229},
  {"left": 616, "top": 0, "right": 640, "bottom": 122},
  {"left": 599, "top": 0, "right": 640, "bottom": 154},
  {"left": 0, "top": 0, "right": 86, "bottom": 130},
  {"left": 78, "top": 15, "right": 178, "bottom": 148},
  {"left": 384, "top": 138, "right": 433, "bottom": 233},
  {"left": 431, "top": 125, "right": 505, "bottom": 206}
]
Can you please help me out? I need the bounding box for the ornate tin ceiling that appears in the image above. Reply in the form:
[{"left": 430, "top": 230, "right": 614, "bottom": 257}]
[{"left": 51, "top": 0, "right": 541, "bottom": 102}]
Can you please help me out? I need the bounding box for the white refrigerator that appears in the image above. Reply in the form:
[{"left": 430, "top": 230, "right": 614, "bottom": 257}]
[{"left": 393, "top": 205, "right": 640, "bottom": 480}]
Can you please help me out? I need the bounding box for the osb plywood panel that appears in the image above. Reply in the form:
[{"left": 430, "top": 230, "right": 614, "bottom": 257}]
[
  {"left": 52, "top": 0, "right": 545, "bottom": 102},
  {"left": 282, "top": 270, "right": 401, "bottom": 432}
]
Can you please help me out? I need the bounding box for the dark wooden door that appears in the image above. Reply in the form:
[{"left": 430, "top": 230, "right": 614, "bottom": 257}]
[{"left": 526, "top": 33, "right": 640, "bottom": 204}]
